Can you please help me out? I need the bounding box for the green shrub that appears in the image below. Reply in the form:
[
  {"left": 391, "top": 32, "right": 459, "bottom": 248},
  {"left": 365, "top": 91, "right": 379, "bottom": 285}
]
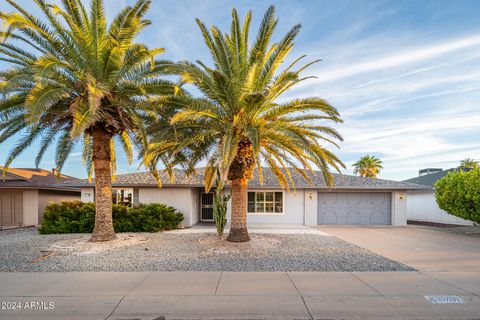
[
  {"left": 39, "top": 201, "right": 183, "bottom": 234},
  {"left": 434, "top": 168, "right": 480, "bottom": 223},
  {"left": 39, "top": 201, "right": 95, "bottom": 234},
  {"left": 113, "top": 203, "right": 184, "bottom": 232}
]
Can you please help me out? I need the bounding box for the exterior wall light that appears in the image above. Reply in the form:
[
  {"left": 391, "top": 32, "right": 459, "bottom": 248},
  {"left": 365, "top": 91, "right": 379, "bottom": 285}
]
[{"left": 399, "top": 193, "right": 406, "bottom": 200}]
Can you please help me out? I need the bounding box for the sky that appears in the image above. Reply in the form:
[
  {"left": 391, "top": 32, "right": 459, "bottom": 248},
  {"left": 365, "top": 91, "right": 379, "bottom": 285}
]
[{"left": 0, "top": 0, "right": 479, "bottom": 181}]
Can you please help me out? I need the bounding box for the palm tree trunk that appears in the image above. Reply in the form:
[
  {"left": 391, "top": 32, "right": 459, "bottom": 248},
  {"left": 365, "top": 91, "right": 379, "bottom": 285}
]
[
  {"left": 90, "top": 126, "right": 116, "bottom": 242},
  {"left": 227, "top": 137, "right": 256, "bottom": 242},
  {"left": 228, "top": 177, "right": 250, "bottom": 242}
]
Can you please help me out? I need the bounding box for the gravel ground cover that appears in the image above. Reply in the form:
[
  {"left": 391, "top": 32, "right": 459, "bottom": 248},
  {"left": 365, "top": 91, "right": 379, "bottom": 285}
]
[{"left": 0, "top": 227, "right": 414, "bottom": 272}]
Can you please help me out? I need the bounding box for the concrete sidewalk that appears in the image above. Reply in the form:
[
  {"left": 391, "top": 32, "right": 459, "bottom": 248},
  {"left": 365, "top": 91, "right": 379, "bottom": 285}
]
[{"left": 0, "top": 271, "right": 479, "bottom": 319}]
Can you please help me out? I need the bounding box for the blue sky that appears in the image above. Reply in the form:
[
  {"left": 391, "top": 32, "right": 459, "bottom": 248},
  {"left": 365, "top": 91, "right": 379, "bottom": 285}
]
[{"left": 1, "top": 0, "right": 479, "bottom": 181}]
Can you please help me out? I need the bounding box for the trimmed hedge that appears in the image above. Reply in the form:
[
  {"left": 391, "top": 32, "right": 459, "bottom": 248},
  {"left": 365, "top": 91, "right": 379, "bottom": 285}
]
[
  {"left": 38, "top": 201, "right": 183, "bottom": 234},
  {"left": 434, "top": 168, "right": 480, "bottom": 224}
]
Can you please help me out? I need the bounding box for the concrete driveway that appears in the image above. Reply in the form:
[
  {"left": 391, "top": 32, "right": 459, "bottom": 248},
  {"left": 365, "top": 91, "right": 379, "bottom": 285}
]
[{"left": 317, "top": 225, "right": 480, "bottom": 272}]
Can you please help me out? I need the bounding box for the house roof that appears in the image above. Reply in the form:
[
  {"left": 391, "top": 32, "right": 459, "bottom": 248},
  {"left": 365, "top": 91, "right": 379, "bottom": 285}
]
[
  {"left": 63, "top": 167, "right": 429, "bottom": 190},
  {"left": 0, "top": 167, "right": 80, "bottom": 191},
  {"left": 402, "top": 168, "right": 457, "bottom": 186}
]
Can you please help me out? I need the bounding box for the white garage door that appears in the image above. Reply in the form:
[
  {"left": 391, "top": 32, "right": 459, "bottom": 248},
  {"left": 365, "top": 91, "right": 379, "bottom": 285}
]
[{"left": 318, "top": 192, "right": 391, "bottom": 225}]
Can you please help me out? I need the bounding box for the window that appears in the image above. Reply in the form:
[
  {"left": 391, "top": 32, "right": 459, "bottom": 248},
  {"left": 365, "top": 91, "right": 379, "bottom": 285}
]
[
  {"left": 112, "top": 188, "right": 133, "bottom": 207},
  {"left": 248, "top": 191, "right": 283, "bottom": 214}
]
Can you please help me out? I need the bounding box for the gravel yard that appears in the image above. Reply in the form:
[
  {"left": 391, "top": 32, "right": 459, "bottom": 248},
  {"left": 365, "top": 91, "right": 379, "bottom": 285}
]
[{"left": 0, "top": 227, "right": 414, "bottom": 272}]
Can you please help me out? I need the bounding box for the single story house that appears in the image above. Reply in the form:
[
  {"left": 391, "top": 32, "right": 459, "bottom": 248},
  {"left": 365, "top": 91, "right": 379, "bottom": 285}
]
[
  {"left": 0, "top": 167, "right": 80, "bottom": 227},
  {"left": 64, "top": 168, "right": 428, "bottom": 227},
  {"left": 403, "top": 168, "right": 474, "bottom": 226}
]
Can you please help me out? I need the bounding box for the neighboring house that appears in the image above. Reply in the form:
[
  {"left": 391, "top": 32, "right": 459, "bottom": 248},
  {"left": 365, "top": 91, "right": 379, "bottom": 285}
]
[
  {"left": 403, "top": 168, "right": 474, "bottom": 226},
  {"left": 0, "top": 168, "right": 80, "bottom": 227},
  {"left": 64, "top": 168, "right": 428, "bottom": 227}
]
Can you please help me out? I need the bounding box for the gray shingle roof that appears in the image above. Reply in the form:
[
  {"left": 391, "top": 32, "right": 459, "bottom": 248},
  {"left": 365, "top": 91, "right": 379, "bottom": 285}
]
[
  {"left": 403, "top": 167, "right": 464, "bottom": 186},
  {"left": 63, "top": 167, "right": 429, "bottom": 190}
]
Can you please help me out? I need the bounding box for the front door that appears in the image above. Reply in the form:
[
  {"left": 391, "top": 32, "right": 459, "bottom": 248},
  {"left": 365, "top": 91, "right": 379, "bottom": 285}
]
[{"left": 200, "top": 192, "right": 214, "bottom": 222}]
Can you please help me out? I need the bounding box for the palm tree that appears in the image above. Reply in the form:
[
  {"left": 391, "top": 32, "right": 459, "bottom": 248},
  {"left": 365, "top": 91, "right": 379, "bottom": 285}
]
[
  {"left": 459, "top": 158, "right": 478, "bottom": 170},
  {"left": 144, "top": 6, "right": 345, "bottom": 242},
  {"left": 0, "top": 0, "right": 176, "bottom": 241},
  {"left": 353, "top": 155, "right": 383, "bottom": 178}
]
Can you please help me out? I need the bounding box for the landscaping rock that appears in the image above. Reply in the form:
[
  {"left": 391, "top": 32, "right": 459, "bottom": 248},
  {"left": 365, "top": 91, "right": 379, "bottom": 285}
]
[{"left": 0, "top": 227, "right": 414, "bottom": 272}]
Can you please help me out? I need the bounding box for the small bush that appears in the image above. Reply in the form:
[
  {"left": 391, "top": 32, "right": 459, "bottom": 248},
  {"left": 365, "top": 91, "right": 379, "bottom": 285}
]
[
  {"left": 39, "top": 201, "right": 95, "bottom": 234},
  {"left": 435, "top": 168, "right": 480, "bottom": 223},
  {"left": 39, "top": 201, "right": 183, "bottom": 234},
  {"left": 113, "top": 203, "right": 184, "bottom": 232}
]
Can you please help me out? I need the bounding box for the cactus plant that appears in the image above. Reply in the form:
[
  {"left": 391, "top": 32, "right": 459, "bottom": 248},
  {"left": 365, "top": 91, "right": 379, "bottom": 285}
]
[{"left": 213, "top": 187, "right": 231, "bottom": 237}]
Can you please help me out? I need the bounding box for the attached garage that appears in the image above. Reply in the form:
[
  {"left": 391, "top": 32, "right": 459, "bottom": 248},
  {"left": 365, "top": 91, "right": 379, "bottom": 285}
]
[
  {"left": 0, "top": 167, "right": 80, "bottom": 227},
  {"left": 0, "top": 191, "right": 23, "bottom": 226},
  {"left": 318, "top": 192, "right": 392, "bottom": 225}
]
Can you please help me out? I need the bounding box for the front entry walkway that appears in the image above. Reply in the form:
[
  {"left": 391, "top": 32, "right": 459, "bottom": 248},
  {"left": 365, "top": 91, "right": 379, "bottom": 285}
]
[
  {"left": 172, "top": 223, "right": 331, "bottom": 235},
  {"left": 1, "top": 271, "right": 479, "bottom": 319}
]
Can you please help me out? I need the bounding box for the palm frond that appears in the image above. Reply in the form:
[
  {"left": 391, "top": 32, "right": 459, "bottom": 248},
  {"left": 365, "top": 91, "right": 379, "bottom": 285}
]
[
  {"left": 143, "top": 6, "right": 344, "bottom": 189},
  {"left": 0, "top": 0, "right": 168, "bottom": 181}
]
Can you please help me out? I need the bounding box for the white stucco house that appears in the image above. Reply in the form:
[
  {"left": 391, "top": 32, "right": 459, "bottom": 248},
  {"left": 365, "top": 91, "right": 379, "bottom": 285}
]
[
  {"left": 65, "top": 168, "right": 428, "bottom": 227},
  {"left": 0, "top": 167, "right": 80, "bottom": 228},
  {"left": 404, "top": 168, "right": 474, "bottom": 226}
]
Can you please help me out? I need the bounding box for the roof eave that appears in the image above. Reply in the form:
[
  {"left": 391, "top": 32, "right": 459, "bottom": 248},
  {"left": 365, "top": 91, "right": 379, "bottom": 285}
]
[
  {"left": 0, "top": 186, "right": 80, "bottom": 192},
  {"left": 68, "top": 183, "right": 430, "bottom": 191}
]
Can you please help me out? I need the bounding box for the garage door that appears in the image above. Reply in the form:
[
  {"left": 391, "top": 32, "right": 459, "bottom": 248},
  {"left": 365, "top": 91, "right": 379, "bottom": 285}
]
[
  {"left": 0, "top": 191, "right": 23, "bottom": 226},
  {"left": 318, "top": 192, "right": 391, "bottom": 225}
]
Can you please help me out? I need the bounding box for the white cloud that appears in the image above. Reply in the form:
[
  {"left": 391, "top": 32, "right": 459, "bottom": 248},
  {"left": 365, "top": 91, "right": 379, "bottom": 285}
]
[
  {"left": 312, "top": 34, "right": 480, "bottom": 83},
  {"left": 342, "top": 85, "right": 480, "bottom": 117},
  {"left": 283, "top": 30, "right": 480, "bottom": 181},
  {"left": 338, "top": 112, "right": 480, "bottom": 179}
]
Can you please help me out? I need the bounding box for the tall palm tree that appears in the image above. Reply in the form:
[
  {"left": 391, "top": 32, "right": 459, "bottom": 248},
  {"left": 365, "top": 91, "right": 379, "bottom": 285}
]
[
  {"left": 459, "top": 158, "right": 478, "bottom": 170},
  {"left": 353, "top": 155, "right": 383, "bottom": 178},
  {"left": 144, "top": 6, "right": 345, "bottom": 242},
  {"left": 0, "top": 0, "right": 176, "bottom": 241}
]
